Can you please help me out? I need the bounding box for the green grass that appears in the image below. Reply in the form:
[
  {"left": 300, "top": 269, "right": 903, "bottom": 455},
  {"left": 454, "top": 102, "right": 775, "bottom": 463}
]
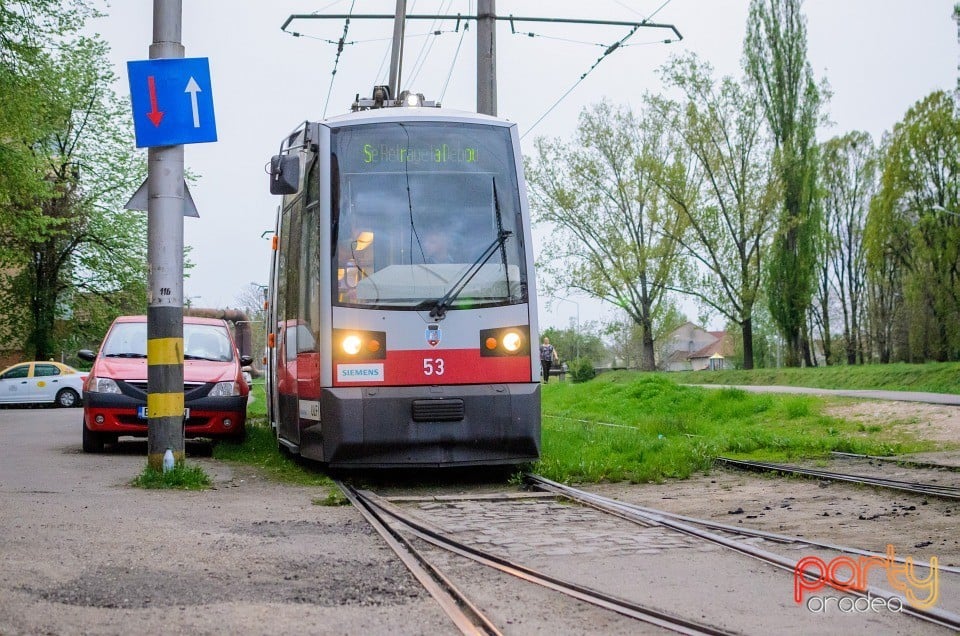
[
  {"left": 246, "top": 378, "right": 267, "bottom": 418},
  {"left": 210, "top": 379, "right": 328, "bottom": 487},
  {"left": 213, "top": 418, "right": 334, "bottom": 487},
  {"left": 534, "top": 372, "right": 939, "bottom": 484},
  {"left": 669, "top": 361, "right": 960, "bottom": 394},
  {"left": 132, "top": 463, "right": 212, "bottom": 489}
]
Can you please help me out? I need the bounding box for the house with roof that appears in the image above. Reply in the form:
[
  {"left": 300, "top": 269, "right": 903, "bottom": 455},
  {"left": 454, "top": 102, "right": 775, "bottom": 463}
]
[{"left": 660, "top": 322, "right": 735, "bottom": 372}]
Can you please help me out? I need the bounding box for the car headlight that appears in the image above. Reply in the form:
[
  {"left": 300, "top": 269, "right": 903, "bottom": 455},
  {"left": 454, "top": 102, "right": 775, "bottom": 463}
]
[
  {"left": 89, "top": 377, "right": 121, "bottom": 394},
  {"left": 209, "top": 381, "right": 239, "bottom": 397}
]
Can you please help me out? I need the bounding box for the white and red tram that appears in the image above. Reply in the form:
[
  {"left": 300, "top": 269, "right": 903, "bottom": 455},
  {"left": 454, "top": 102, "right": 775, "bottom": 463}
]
[{"left": 265, "top": 90, "right": 541, "bottom": 467}]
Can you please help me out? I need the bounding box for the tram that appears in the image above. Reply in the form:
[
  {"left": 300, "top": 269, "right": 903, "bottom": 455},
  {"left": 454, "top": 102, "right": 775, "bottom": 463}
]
[{"left": 264, "top": 87, "right": 541, "bottom": 468}]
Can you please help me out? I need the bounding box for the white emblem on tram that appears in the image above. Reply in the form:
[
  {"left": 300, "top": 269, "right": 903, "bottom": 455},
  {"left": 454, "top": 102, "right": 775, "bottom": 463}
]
[
  {"left": 426, "top": 324, "right": 441, "bottom": 347},
  {"left": 337, "top": 363, "right": 384, "bottom": 382}
]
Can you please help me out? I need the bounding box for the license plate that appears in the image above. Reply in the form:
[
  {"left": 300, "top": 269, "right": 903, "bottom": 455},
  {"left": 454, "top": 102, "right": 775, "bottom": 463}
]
[{"left": 138, "top": 407, "right": 190, "bottom": 419}]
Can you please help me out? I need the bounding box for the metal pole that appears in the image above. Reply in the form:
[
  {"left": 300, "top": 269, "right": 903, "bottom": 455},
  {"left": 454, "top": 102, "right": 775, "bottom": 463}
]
[
  {"left": 477, "top": 0, "right": 497, "bottom": 116},
  {"left": 388, "top": 0, "right": 406, "bottom": 99},
  {"left": 146, "top": 0, "right": 186, "bottom": 471}
]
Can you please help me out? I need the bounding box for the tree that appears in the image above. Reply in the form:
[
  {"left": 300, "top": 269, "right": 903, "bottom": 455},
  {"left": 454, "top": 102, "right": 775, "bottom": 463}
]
[
  {"left": 869, "top": 91, "right": 960, "bottom": 361},
  {"left": 653, "top": 54, "right": 779, "bottom": 370},
  {"left": 0, "top": 1, "right": 99, "bottom": 225},
  {"left": 526, "top": 101, "right": 688, "bottom": 371},
  {"left": 0, "top": 16, "right": 147, "bottom": 359},
  {"left": 863, "top": 149, "right": 910, "bottom": 363},
  {"left": 743, "top": 0, "right": 824, "bottom": 367},
  {"left": 539, "top": 322, "right": 608, "bottom": 368},
  {"left": 818, "top": 132, "right": 877, "bottom": 365}
]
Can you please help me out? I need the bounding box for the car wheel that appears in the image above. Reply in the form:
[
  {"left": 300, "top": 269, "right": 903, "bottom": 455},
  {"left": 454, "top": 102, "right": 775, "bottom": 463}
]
[
  {"left": 82, "top": 423, "right": 104, "bottom": 453},
  {"left": 56, "top": 388, "right": 80, "bottom": 408}
]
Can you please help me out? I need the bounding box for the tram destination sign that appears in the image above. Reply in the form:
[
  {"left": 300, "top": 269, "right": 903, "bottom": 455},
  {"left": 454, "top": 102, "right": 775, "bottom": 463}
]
[{"left": 127, "top": 57, "right": 218, "bottom": 148}]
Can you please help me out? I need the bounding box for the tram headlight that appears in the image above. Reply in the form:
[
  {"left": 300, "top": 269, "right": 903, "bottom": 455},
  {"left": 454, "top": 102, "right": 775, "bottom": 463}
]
[
  {"left": 342, "top": 335, "right": 363, "bottom": 355},
  {"left": 479, "top": 326, "right": 530, "bottom": 357},
  {"left": 502, "top": 331, "right": 523, "bottom": 352},
  {"left": 333, "top": 329, "right": 387, "bottom": 360}
]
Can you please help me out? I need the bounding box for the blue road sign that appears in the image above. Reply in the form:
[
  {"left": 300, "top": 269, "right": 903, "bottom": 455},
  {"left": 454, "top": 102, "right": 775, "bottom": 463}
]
[{"left": 127, "top": 57, "right": 217, "bottom": 148}]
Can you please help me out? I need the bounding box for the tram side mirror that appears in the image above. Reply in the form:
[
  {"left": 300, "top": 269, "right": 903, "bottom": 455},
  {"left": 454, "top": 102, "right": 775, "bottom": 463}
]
[{"left": 269, "top": 154, "right": 300, "bottom": 195}]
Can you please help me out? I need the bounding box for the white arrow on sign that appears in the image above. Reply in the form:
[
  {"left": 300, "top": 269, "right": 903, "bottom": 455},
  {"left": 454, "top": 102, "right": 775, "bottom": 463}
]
[{"left": 185, "top": 77, "right": 202, "bottom": 128}]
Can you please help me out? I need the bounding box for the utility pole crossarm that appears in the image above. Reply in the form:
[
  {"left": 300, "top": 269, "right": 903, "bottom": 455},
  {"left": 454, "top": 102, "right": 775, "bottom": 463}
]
[{"left": 281, "top": 14, "right": 683, "bottom": 42}]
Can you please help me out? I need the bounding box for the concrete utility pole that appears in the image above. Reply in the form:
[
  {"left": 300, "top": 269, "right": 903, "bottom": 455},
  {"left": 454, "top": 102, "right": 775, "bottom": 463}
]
[
  {"left": 388, "top": 0, "right": 406, "bottom": 98},
  {"left": 476, "top": 0, "right": 497, "bottom": 116},
  {"left": 146, "top": 0, "right": 186, "bottom": 471}
]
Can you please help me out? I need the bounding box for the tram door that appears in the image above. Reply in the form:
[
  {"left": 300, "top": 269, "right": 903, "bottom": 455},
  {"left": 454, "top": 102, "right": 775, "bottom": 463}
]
[{"left": 276, "top": 205, "right": 300, "bottom": 445}]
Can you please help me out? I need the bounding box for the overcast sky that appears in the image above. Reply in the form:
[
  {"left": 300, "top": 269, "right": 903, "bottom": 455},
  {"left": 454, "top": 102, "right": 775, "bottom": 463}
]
[{"left": 89, "top": 0, "right": 959, "bottom": 332}]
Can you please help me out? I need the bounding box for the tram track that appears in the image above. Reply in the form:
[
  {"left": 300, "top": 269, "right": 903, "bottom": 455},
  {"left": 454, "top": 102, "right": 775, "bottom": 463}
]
[
  {"left": 715, "top": 456, "right": 960, "bottom": 500},
  {"left": 337, "top": 475, "right": 960, "bottom": 634},
  {"left": 337, "top": 479, "right": 735, "bottom": 636}
]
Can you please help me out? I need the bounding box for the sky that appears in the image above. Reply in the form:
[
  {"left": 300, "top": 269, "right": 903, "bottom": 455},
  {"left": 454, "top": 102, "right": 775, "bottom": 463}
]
[{"left": 88, "top": 0, "right": 959, "bottom": 333}]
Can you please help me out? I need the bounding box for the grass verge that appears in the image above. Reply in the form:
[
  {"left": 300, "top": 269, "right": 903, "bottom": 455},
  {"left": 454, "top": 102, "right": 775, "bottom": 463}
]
[
  {"left": 669, "top": 361, "right": 960, "bottom": 394},
  {"left": 213, "top": 419, "right": 334, "bottom": 487},
  {"left": 535, "top": 372, "right": 939, "bottom": 484}
]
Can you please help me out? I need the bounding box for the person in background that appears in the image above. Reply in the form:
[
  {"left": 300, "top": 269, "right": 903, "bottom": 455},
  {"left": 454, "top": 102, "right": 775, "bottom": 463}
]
[{"left": 540, "top": 336, "right": 559, "bottom": 383}]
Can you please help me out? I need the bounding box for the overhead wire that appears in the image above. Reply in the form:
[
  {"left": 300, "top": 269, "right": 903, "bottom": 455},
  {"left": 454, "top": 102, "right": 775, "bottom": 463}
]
[
  {"left": 407, "top": 0, "right": 453, "bottom": 87},
  {"left": 520, "top": 24, "right": 642, "bottom": 140},
  {"left": 518, "top": 0, "right": 678, "bottom": 139},
  {"left": 439, "top": 20, "right": 469, "bottom": 103},
  {"left": 322, "top": 0, "right": 357, "bottom": 118}
]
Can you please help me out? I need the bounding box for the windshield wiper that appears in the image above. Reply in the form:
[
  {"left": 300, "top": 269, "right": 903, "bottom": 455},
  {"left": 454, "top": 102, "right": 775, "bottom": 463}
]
[
  {"left": 423, "top": 229, "right": 512, "bottom": 319},
  {"left": 105, "top": 353, "right": 147, "bottom": 358}
]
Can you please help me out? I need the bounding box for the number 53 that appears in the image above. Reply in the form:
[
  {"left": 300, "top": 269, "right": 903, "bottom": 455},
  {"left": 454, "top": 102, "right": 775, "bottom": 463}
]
[{"left": 423, "top": 358, "right": 445, "bottom": 376}]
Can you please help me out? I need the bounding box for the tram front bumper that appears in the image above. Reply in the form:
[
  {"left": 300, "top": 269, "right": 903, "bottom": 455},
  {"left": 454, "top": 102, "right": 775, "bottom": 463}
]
[{"left": 305, "top": 383, "right": 541, "bottom": 467}]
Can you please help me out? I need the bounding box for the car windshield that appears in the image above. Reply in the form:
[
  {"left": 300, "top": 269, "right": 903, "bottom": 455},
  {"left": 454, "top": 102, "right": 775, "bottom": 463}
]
[{"left": 102, "top": 322, "right": 233, "bottom": 362}]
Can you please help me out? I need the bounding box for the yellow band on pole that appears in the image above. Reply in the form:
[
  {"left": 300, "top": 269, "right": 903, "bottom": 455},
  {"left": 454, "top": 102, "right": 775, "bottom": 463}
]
[
  {"left": 147, "top": 392, "right": 185, "bottom": 418},
  {"left": 147, "top": 337, "right": 183, "bottom": 365}
]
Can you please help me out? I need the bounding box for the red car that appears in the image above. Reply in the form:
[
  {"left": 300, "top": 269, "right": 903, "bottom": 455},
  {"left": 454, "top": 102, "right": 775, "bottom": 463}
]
[{"left": 79, "top": 315, "right": 251, "bottom": 452}]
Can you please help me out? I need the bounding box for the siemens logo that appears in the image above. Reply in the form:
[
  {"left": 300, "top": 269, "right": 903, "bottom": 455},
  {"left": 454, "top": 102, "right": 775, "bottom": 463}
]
[
  {"left": 344, "top": 369, "right": 379, "bottom": 376},
  {"left": 337, "top": 364, "right": 384, "bottom": 382}
]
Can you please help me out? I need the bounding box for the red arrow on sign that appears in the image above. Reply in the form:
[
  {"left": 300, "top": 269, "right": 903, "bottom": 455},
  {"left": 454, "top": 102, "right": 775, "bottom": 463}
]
[{"left": 146, "top": 76, "right": 164, "bottom": 127}]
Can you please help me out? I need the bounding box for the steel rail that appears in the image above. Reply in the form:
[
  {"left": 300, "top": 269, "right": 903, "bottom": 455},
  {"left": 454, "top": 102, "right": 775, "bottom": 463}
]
[
  {"left": 334, "top": 481, "right": 502, "bottom": 636},
  {"left": 831, "top": 451, "right": 960, "bottom": 472},
  {"left": 354, "top": 488, "right": 736, "bottom": 636},
  {"left": 715, "top": 457, "right": 960, "bottom": 500},
  {"left": 565, "top": 492, "right": 959, "bottom": 575},
  {"left": 526, "top": 474, "right": 960, "bottom": 633}
]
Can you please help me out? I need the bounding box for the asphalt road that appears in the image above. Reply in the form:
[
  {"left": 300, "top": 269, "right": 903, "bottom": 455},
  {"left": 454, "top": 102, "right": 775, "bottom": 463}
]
[{"left": 0, "top": 407, "right": 451, "bottom": 635}]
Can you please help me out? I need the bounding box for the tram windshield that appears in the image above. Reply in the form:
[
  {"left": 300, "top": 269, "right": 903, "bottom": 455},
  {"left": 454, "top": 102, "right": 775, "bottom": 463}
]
[{"left": 331, "top": 121, "right": 527, "bottom": 310}]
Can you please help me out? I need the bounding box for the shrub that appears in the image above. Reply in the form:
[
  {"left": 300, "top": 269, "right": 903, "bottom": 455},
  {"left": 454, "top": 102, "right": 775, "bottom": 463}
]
[{"left": 568, "top": 357, "right": 596, "bottom": 383}]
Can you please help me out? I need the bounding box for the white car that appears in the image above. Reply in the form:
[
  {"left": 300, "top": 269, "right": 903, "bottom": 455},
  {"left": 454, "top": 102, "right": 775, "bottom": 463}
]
[{"left": 0, "top": 361, "right": 86, "bottom": 407}]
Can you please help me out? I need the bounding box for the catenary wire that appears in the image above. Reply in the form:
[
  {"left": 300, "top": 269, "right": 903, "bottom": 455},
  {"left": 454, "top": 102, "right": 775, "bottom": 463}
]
[
  {"left": 322, "top": 0, "right": 357, "bottom": 118},
  {"left": 407, "top": 0, "right": 452, "bottom": 87},
  {"left": 521, "top": 24, "right": 641, "bottom": 140},
  {"left": 440, "top": 20, "right": 469, "bottom": 103}
]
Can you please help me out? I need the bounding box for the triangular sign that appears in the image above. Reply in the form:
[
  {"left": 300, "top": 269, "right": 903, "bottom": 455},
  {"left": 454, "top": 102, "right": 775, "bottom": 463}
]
[{"left": 124, "top": 178, "right": 200, "bottom": 218}]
